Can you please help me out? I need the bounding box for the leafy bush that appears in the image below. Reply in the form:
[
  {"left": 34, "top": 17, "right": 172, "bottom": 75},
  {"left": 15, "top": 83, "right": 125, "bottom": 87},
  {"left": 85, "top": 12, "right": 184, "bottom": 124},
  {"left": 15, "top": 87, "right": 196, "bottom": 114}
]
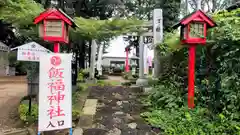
[
  {"left": 143, "top": 75, "right": 240, "bottom": 134},
  {"left": 142, "top": 107, "right": 240, "bottom": 135},
  {"left": 18, "top": 103, "right": 38, "bottom": 123},
  {"left": 148, "top": 78, "right": 160, "bottom": 87},
  {"left": 148, "top": 83, "right": 185, "bottom": 110},
  {"left": 19, "top": 99, "right": 82, "bottom": 123},
  {"left": 72, "top": 108, "right": 81, "bottom": 119},
  {"left": 77, "top": 72, "right": 84, "bottom": 82},
  {"left": 77, "top": 69, "right": 89, "bottom": 82}
]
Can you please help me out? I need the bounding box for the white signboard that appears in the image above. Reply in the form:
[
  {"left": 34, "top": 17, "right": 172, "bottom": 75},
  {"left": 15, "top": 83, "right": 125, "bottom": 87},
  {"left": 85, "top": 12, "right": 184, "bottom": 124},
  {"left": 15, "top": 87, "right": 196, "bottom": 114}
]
[
  {"left": 38, "top": 53, "right": 72, "bottom": 132},
  {"left": 11, "top": 42, "right": 52, "bottom": 62},
  {"left": 153, "top": 9, "right": 163, "bottom": 45}
]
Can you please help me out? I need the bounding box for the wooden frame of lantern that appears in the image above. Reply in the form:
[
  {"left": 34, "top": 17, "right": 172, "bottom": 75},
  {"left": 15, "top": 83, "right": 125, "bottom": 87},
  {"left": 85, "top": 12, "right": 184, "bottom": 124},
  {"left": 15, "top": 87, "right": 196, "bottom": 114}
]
[
  {"left": 38, "top": 19, "right": 69, "bottom": 43},
  {"left": 173, "top": 10, "right": 216, "bottom": 109},
  {"left": 174, "top": 10, "right": 216, "bottom": 45},
  {"left": 34, "top": 8, "right": 76, "bottom": 52}
]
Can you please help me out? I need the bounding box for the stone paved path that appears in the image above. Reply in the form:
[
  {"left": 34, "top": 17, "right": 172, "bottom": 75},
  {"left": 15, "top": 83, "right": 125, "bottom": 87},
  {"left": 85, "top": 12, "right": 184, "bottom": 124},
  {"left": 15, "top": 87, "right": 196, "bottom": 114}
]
[
  {"left": 106, "top": 76, "right": 127, "bottom": 83},
  {"left": 81, "top": 85, "right": 157, "bottom": 135}
]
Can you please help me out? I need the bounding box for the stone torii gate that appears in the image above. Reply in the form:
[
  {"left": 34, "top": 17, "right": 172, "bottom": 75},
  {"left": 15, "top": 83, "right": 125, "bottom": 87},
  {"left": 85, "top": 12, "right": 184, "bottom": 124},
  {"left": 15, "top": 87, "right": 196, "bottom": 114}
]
[{"left": 124, "top": 9, "right": 163, "bottom": 86}]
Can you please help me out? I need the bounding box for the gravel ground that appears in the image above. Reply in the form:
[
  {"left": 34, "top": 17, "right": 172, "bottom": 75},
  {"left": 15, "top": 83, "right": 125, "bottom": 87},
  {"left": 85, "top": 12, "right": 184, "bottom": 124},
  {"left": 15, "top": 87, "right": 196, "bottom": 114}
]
[{"left": 0, "top": 76, "right": 27, "bottom": 131}]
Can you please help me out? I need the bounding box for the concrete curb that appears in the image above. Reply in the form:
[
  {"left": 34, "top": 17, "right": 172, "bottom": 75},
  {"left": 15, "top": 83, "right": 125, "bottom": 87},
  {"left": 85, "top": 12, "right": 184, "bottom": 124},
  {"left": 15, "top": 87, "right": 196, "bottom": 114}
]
[
  {"left": 73, "top": 128, "right": 83, "bottom": 135},
  {"left": 143, "top": 87, "right": 153, "bottom": 94},
  {"left": 2, "top": 129, "right": 28, "bottom": 135},
  {"left": 73, "top": 99, "right": 98, "bottom": 134}
]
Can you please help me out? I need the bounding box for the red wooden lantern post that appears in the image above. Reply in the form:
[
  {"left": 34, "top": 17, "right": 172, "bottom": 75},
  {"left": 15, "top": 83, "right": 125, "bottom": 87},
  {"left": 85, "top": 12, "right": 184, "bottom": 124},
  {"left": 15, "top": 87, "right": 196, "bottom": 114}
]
[
  {"left": 34, "top": 8, "right": 77, "bottom": 135},
  {"left": 34, "top": 8, "right": 76, "bottom": 53},
  {"left": 173, "top": 10, "right": 216, "bottom": 109}
]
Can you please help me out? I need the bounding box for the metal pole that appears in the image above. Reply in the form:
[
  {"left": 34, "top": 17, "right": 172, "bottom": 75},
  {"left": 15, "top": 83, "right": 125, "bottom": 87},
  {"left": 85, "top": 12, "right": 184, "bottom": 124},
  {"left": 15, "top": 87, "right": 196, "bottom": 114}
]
[
  {"left": 69, "top": 128, "right": 73, "bottom": 135},
  {"left": 28, "top": 63, "right": 33, "bottom": 115}
]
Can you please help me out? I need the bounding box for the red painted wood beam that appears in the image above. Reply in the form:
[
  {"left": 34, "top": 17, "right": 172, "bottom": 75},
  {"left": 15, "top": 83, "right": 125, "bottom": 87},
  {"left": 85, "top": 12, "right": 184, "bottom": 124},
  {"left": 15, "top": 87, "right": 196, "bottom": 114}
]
[
  {"left": 188, "top": 45, "right": 196, "bottom": 109},
  {"left": 54, "top": 42, "right": 60, "bottom": 53}
]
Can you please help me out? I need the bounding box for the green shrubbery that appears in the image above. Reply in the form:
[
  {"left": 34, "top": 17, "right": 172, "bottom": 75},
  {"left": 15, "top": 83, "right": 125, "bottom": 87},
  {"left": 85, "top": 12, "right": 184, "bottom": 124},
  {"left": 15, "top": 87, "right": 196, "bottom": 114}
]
[
  {"left": 18, "top": 103, "right": 38, "bottom": 123},
  {"left": 142, "top": 9, "right": 240, "bottom": 135},
  {"left": 77, "top": 69, "right": 89, "bottom": 82},
  {"left": 142, "top": 78, "right": 240, "bottom": 134},
  {"left": 18, "top": 103, "right": 81, "bottom": 124},
  {"left": 18, "top": 83, "right": 89, "bottom": 124},
  {"left": 18, "top": 80, "right": 121, "bottom": 124},
  {"left": 142, "top": 107, "right": 239, "bottom": 135}
]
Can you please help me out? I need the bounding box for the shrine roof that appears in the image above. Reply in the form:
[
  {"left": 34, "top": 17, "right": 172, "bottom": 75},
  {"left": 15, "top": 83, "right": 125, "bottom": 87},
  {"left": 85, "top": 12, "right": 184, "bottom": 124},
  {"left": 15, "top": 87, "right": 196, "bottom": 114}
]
[
  {"left": 173, "top": 10, "right": 216, "bottom": 29},
  {"left": 34, "top": 8, "right": 77, "bottom": 28}
]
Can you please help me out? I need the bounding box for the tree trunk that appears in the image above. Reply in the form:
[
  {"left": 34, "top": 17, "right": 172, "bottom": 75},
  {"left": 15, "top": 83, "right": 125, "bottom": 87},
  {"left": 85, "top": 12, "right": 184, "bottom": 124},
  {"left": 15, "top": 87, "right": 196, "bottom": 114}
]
[
  {"left": 88, "top": 40, "right": 92, "bottom": 67},
  {"left": 79, "top": 40, "right": 85, "bottom": 69},
  {"left": 72, "top": 48, "right": 78, "bottom": 85},
  {"left": 197, "top": 0, "right": 202, "bottom": 9}
]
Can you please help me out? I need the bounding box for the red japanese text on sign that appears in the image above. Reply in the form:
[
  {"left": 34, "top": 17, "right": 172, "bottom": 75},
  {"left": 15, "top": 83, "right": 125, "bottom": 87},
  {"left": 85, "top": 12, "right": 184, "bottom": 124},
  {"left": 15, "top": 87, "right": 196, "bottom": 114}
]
[
  {"left": 48, "top": 67, "right": 64, "bottom": 78},
  {"left": 47, "top": 105, "right": 65, "bottom": 119},
  {"left": 48, "top": 79, "right": 65, "bottom": 94},
  {"left": 48, "top": 91, "right": 65, "bottom": 105},
  {"left": 38, "top": 54, "right": 72, "bottom": 131},
  {"left": 46, "top": 57, "right": 66, "bottom": 124}
]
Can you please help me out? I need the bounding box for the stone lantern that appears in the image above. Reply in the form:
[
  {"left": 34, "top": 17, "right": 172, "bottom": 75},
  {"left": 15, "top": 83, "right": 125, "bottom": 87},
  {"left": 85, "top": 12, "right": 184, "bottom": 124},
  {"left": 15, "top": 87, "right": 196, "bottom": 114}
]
[{"left": 131, "top": 55, "right": 139, "bottom": 76}]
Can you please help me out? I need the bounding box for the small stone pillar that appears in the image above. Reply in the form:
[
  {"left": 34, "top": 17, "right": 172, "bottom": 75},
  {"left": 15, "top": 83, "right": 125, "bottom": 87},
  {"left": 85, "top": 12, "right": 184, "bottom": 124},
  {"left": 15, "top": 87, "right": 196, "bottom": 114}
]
[{"left": 27, "top": 63, "right": 39, "bottom": 101}]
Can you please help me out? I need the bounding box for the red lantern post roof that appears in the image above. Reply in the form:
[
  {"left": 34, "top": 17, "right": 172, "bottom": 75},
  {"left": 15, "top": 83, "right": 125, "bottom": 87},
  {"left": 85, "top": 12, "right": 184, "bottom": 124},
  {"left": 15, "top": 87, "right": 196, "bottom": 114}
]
[
  {"left": 34, "top": 8, "right": 77, "bottom": 28},
  {"left": 173, "top": 10, "right": 217, "bottom": 29}
]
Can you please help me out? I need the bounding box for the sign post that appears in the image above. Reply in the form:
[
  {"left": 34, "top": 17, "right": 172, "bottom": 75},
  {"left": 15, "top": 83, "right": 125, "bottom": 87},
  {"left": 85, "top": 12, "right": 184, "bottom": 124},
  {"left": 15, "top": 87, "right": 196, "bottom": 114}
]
[
  {"left": 11, "top": 42, "right": 52, "bottom": 62},
  {"left": 11, "top": 42, "right": 52, "bottom": 115},
  {"left": 34, "top": 8, "right": 77, "bottom": 135},
  {"left": 38, "top": 53, "right": 72, "bottom": 132}
]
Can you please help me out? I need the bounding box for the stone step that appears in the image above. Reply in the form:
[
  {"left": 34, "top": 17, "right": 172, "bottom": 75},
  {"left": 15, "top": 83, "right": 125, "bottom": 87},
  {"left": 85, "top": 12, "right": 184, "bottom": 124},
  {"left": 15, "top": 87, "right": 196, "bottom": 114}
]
[
  {"left": 77, "top": 115, "right": 94, "bottom": 128},
  {"left": 83, "top": 128, "right": 108, "bottom": 135},
  {"left": 129, "top": 85, "right": 142, "bottom": 93},
  {"left": 73, "top": 128, "right": 83, "bottom": 135},
  {"left": 74, "top": 99, "right": 98, "bottom": 133},
  {"left": 82, "top": 99, "right": 98, "bottom": 115},
  {"left": 2, "top": 129, "right": 28, "bottom": 135}
]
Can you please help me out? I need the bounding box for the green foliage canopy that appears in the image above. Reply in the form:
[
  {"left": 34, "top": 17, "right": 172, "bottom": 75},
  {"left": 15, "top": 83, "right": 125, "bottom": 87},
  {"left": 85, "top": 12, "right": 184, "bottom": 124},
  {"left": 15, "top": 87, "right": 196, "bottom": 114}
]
[
  {"left": 71, "top": 17, "right": 144, "bottom": 40},
  {"left": 0, "top": 0, "right": 44, "bottom": 27},
  {"left": 1, "top": 0, "right": 144, "bottom": 43}
]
